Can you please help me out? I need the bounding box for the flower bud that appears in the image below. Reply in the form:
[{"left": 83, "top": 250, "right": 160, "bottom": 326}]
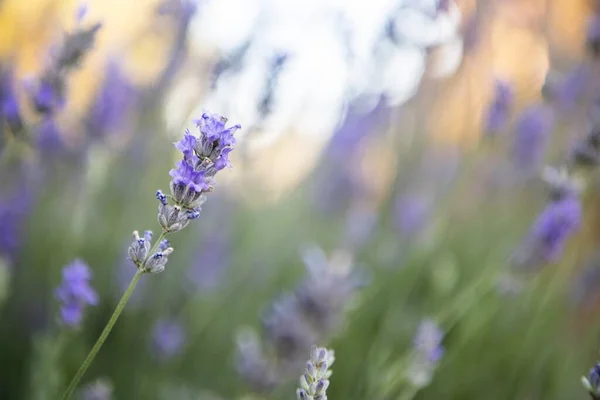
[{"left": 144, "top": 247, "right": 174, "bottom": 274}]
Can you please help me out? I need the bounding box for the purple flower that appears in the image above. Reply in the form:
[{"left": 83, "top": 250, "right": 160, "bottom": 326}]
[
  {"left": 407, "top": 319, "right": 444, "bottom": 388},
  {"left": 79, "top": 379, "right": 113, "bottom": 400},
  {"left": 514, "top": 195, "right": 582, "bottom": 269},
  {"left": 151, "top": 318, "right": 186, "bottom": 360},
  {"left": 31, "top": 77, "right": 65, "bottom": 115},
  {"left": 0, "top": 186, "right": 33, "bottom": 262},
  {"left": 394, "top": 194, "right": 430, "bottom": 236},
  {"left": 1, "top": 68, "right": 22, "bottom": 132},
  {"left": 55, "top": 259, "right": 98, "bottom": 327},
  {"left": 484, "top": 79, "right": 513, "bottom": 134},
  {"left": 556, "top": 65, "right": 589, "bottom": 111},
  {"left": 166, "top": 112, "right": 240, "bottom": 209},
  {"left": 512, "top": 105, "right": 555, "bottom": 170},
  {"left": 187, "top": 229, "right": 231, "bottom": 291},
  {"left": 36, "top": 118, "right": 66, "bottom": 153},
  {"left": 587, "top": 14, "right": 600, "bottom": 56},
  {"left": 87, "top": 60, "right": 136, "bottom": 140},
  {"left": 413, "top": 319, "right": 444, "bottom": 363}
]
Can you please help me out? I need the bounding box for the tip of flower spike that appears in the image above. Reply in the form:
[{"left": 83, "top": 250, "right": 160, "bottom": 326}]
[{"left": 156, "top": 190, "right": 168, "bottom": 205}]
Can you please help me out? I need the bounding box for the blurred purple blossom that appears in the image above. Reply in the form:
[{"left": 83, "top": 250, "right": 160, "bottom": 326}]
[
  {"left": 394, "top": 194, "right": 431, "bottom": 237},
  {"left": 555, "top": 65, "right": 589, "bottom": 111},
  {"left": 514, "top": 195, "right": 582, "bottom": 270},
  {"left": 484, "top": 79, "right": 513, "bottom": 134},
  {"left": 151, "top": 318, "right": 186, "bottom": 360},
  {"left": 186, "top": 228, "right": 231, "bottom": 292},
  {"left": 36, "top": 118, "right": 66, "bottom": 153},
  {"left": 587, "top": 13, "right": 600, "bottom": 56},
  {"left": 79, "top": 378, "right": 113, "bottom": 400},
  {"left": 0, "top": 185, "right": 33, "bottom": 263},
  {"left": 407, "top": 319, "right": 445, "bottom": 388},
  {"left": 0, "top": 68, "right": 23, "bottom": 133},
  {"left": 512, "top": 105, "right": 555, "bottom": 170},
  {"left": 55, "top": 259, "right": 98, "bottom": 327},
  {"left": 87, "top": 61, "right": 137, "bottom": 140}
]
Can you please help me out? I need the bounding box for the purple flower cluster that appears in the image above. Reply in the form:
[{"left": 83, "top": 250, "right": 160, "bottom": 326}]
[
  {"left": 236, "top": 246, "right": 360, "bottom": 392},
  {"left": 514, "top": 194, "right": 582, "bottom": 270},
  {"left": 127, "top": 230, "right": 173, "bottom": 274},
  {"left": 512, "top": 105, "right": 555, "bottom": 170},
  {"left": 151, "top": 318, "right": 186, "bottom": 360},
  {"left": 406, "top": 319, "right": 445, "bottom": 388},
  {"left": 484, "top": 79, "right": 513, "bottom": 134},
  {"left": 156, "top": 112, "right": 240, "bottom": 233},
  {"left": 55, "top": 259, "right": 98, "bottom": 327}
]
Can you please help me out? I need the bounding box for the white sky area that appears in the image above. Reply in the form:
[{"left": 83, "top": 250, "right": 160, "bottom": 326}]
[{"left": 177, "top": 0, "right": 461, "bottom": 148}]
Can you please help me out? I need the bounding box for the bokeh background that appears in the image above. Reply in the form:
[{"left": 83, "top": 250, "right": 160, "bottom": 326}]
[{"left": 1, "top": 0, "right": 600, "bottom": 399}]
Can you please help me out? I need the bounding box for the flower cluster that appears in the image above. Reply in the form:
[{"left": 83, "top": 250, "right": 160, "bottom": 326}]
[
  {"left": 31, "top": 21, "right": 102, "bottom": 115},
  {"left": 406, "top": 319, "right": 445, "bottom": 388},
  {"left": 55, "top": 259, "right": 98, "bottom": 327},
  {"left": 236, "top": 246, "right": 361, "bottom": 392},
  {"left": 151, "top": 317, "right": 186, "bottom": 360},
  {"left": 156, "top": 112, "right": 240, "bottom": 234},
  {"left": 582, "top": 362, "right": 600, "bottom": 399},
  {"left": 513, "top": 170, "right": 582, "bottom": 271},
  {"left": 127, "top": 230, "right": 174, "bottom": 274},
  {"left": 484, "top": 79, "right": 513, "bottom": 135},
  {"left": 296, "top": 345, "right": 335, "bottom": 400}
]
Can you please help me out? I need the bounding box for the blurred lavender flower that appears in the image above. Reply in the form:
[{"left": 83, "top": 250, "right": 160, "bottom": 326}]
[
  {"left": 151, "top": 318, "right": 186, "bottom": 360},
  {"left": 587, "top": 14, "right": 600, "bottom": 57},
  {"left": 484, "top": 79, "right": 513, "bottom": 134},
  {"left": 86, "top": 61, "right": 137, "bottom": 140},
  {"left": 55, "top": 259, "right": 98, "bottom": 327},
  {"left": 570, "top": 252, "right": 600, "bottom": 309},
  {"left": 0, "top": 67, "right": 23, "bottom": 134},
  {"left": 237, "top": 246, "right": 360, "bottom": 391},
  {"left": 258, "top": 52, "right": 289, "bottom": 119},
  {"left": 31, "top": 22, "right": 102, "bottom": 114},
  {"left": 0, "top": 187, "right": 32, "bottom": 263},
  {"left": 394, "top": 194, "right": 431, "bottom": 237},
  {"left": 36, "top": 118, "right": 66, "bottom": 154},
  {"left": 512, "top": 105, "right": 555, "bottom": 170},
  {"left": 406, "top": 319, "right": 444, "bottom": 388},
  {"left": 78, "top": 378, "right": 113, "bottom": 400},
  {"left": 235, "top": 328, "right": 279, "bottom": 392},
  {"left": 296, "top": 345, "right": 335, "bottom": 400},
  {"left": 571, "top": 126, "right": 600, "bottom": 168},
  {"left": 582, "top": 362, "right": 600, "bottom": 399},
  {"left": 513, "top": 193, "right": 582, "bottom": 270},
  {"left": 186, "top": 228, "right": 231, "bottom": 291},
  {"left": 555, "top": 66, "right": 589, "bottom": 111}
]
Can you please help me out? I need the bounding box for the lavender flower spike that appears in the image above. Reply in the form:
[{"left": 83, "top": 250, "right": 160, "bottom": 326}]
[
  {"left": 406, "top": 319, "right": 444, "bottom": 388},
  {"left": 582, "top": 362, "right": 600, "bottom": 399},
  {"left": 157, "top": 113, "right": 240, "bottom": 233},
  {"left": 151, "top": 318, "right": 186, "bottom": 360},
  {"left": 55, "top": 259, "right": 98, "bottom": 327},
  {"left": 296, "top": 345, "right": 335, "bottom": 400}
]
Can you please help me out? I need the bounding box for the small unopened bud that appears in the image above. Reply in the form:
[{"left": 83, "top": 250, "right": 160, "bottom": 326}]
[
  {"left": 143, "top": 247, "right": 174, "bottom": 274},
  {"left": 127, "top": 230, "right": 152, "bottom": 266},
  {"left": 157, "top": 203, "right": 191, "bottom": 233}
]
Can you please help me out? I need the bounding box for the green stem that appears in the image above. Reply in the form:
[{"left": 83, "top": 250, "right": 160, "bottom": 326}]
[
  {"left": 61, "top": 232, "right": 167, "bottom": 399},
  {"left": 60, "top": 268, "right": 144, "bottom": 399}
]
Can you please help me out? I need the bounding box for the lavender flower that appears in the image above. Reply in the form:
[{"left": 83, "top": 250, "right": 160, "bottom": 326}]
[
  {"left": 55, "top": 259, "right": 98, "bottom": 327},
  {"left": 0, "top": 67, "right": 23, "bottom": 134},
  {"left": 587, "top": 14, "right": 600, "bottom": 57},
  {"left": 582, "top": 362, "right": 600, "bottom": 399},
  {"left": 143, "top": 239, "right": 174, "bottom": 274},
  {"left": 159, "top": 113, "right": 240, "bottom": 224},
  {"left": 406, "top": 319, "right": 444, "bottom": 388},
  {"left": 484, "top": 79, "right": 513, "bottom": 134},
  {"left": 31, "top": 22, "right": 102, "bottom": 114},
  {"left": 235, "top": 329, "right": 279, "bottom": 392},
  {"left": 571, "top": 126, "right": 600, "bottom": 168},
  {"left": 151, "top": 318, "right": 186, "bottom": 360},
  {"left": 237, "top": 247, "right": 360, "bottom": 391},
  {"left": 296, "top": 345, "right": 335, "bottom": 400},
  {"left": 394, "top": 194, "right": 431, "bottom": 237},
  {"left": 513, "top": 194, "right": 582, "bottom": 270},
  {"left": 512, "top": 105, "right": 555, "bottom": 170},
  {"left": 87, "top": 61, "right": 136, "bottom": 140},
  {"left": 78, "top": 378, "right": 113, "bottom": 400}
]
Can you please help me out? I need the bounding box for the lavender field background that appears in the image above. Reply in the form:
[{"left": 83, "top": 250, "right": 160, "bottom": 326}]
[{"left": 1, "top": 0, "right": 600, "bottom": 399}]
